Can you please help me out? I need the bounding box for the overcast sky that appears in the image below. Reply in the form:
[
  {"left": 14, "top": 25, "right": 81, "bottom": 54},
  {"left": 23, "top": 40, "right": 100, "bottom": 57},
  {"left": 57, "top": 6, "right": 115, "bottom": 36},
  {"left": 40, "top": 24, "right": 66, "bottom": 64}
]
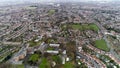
[
  {"left": 0, "top": 0, "right": 118, "bottom": 2},
  {"left": 0, "top": 0, "right": 119, "bottom": 6}
]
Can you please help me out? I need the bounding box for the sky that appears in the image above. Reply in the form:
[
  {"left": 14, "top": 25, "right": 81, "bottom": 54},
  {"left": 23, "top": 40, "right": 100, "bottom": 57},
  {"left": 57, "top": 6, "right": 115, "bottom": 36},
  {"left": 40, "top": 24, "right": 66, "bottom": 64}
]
[
  {"left": 0, "top": 0, "right": 117, "bottom": 2},
  {"left": 0, "top": 0, "right": 119, "bottom": 6}
]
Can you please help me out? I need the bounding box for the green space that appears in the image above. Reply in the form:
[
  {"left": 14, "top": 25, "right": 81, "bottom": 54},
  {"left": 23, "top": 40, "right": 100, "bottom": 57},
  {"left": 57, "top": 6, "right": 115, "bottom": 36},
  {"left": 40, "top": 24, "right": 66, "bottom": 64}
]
[
  {"left": 11, "top": 64, "right": 24, "bottom": 68},
  {"left": 52, "top": 55, "right": 62, "bottom": 64},
  {"left": 71, "top": 24, "right": 82, "bottom": 30},
  {"left": 48, "top": 9, "right": 55, "bottom": 15},
  {"left": 25, "top": 6, "right": 37, "bottom": 10},
  {"left": 15, "top": 64, "right": 24, "bottom": 68},
  {"left": 82, "top": 24, "right": 90, "bottom": 30},
  {"left": 89, "top": 24, "right": 99, "bottom": 32},
  {"left": 47, "top": 47, "right": 54, "bottom": 50},
  {"left": 39, "top": 58, "right": 50, "bottom": 68},
  {"left": 70, "top": 23, "right": 99, "bottom": 31},
  {"left": 95, "top": 39, "right": 109, "bottom": 51},
  {"left": 64, "top": 62, "right": 74, "bottom": 68},
  {"left": 29, "top": 54, "right": 39, "bottom": 62}
]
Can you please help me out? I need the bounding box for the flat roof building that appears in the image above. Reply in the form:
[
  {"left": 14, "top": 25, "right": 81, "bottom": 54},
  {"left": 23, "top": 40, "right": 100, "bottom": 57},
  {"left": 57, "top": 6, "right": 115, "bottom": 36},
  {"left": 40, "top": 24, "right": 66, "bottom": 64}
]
[{"left": 49, "top": 44, "right": 60, "bottom": 47}]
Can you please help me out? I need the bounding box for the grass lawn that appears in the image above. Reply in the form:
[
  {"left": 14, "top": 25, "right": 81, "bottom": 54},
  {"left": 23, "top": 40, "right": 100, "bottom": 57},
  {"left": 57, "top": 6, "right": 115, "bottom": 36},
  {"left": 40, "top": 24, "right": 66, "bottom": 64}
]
[
  {"left": 11, "top": 64, "right": 24, "bottom": 68},
  {"left": 64, "top": 62, "right": 74, "bottom": 68},
  {"left": 71, "top": 24, "right": 82, "bottom": 30},
  {"left": 25, "top": 6, "right": 37, "bottom": 10},
  {"left": 16, "top": 64, "right": 24, "bottom": 68},
  {"left": 52, "top": 55, "right": 62, "bottom": 63},
  {"left": 47, "top": 47, "right": 54, "bottom": 50},
  {"left": 39, "top": 58, "right": 50, "bottom": 68},
  {"left": 48, "top": 9, "right": 55, "bottom": 15},
  {"left": 70, "top": 23, "right": 99, "bottom": 31},
  {"left": 29, "top": 54, "right": 39, "bottom": 62},
  {"left": 89, "top": 24, "right": 99, "bottom": 31},
  {"left": 95, "top": 39, "right": 109, "bottom": 51}
]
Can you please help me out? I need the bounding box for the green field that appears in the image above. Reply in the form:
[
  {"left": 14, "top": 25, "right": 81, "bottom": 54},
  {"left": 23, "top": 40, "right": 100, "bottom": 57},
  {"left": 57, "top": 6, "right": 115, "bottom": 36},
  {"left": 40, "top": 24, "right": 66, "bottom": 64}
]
[
  {"left": 39, "top": 58, "right": 50, "bottom": 68},
  {"left": 89, "top": 24, "right": 99, "bottom": 31},
  {"left": 71, "top": 24, "right": 99, "bottom": 31},
  {"left": 48, "top": 9, "right": 55, "bottom": 15},
  {"left": 95, "top": 39, "right": 109, "bottom": 51},
  {"left": 52, "top": 55, "right": 62, "bottom": 63},
  {"left": 47, "top": 47, "right": 54, "bottom": 50},
  {"left": 25, "top": 6, "right": 37, "bottom": 10},
  {"left": 71, "top": 24, "right": 83, "bottom": 30},
  {"left": 64, "top": 62, "right": 74, "bottom": 68},
  {"left": 16, "top": 65, "right": 24, "bottom": 68},
  {"left": 29, "top": 54, "right": 39, "bottom": 62},
  {"left": 11, "top": 64, "right": 24, "bottom": 68}
]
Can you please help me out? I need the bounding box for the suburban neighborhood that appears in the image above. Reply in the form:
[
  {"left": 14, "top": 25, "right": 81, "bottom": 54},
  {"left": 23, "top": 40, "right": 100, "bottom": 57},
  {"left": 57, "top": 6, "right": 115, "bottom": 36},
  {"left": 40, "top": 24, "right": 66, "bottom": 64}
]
[{"left": 0, "top": 0, "right": 120, "bottom": 68}]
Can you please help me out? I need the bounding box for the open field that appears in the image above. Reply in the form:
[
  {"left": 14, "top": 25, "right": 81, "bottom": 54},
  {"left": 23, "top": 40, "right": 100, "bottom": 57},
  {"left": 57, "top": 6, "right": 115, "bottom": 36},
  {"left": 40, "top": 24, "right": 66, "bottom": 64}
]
[
  {"left": 39, "top": 58, "right": 50, "bottom": 68},
  {"left": 52, "top": 55, "right": 62, "bottom": 63},
  {"left": 25, "top": 6, "right": 37, "bottom": 10},
  {"left": 48, "top": 9, "right": 55, "bottom": 15},
  {"left": 29, "top": 54, "right": 39, "bottom": 62},
  {"left": 89, "top": 24, "right": 99, "bottom": 31},
  {"left": 71, "top": 24, "right": 83, "bottom": 30},
  {"left": 95, "top": 39, "right": 109, "bottom": 51},
  {"left": 10, "top": 64, "right": 24, "bottom": 68},
  {"left": 71, "top": 23, "right": 99, "bottom": 31},
  {"left": 64, "top": 62, "right": 74, "bottom": 68}
]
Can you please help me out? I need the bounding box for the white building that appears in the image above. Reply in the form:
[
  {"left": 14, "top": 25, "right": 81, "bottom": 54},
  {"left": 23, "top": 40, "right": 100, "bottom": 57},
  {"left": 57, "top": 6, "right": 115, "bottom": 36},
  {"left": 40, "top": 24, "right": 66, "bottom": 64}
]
[
  {"left": 46, "top": 50, "right": 59, "bottom": 54},
  {"left": 49, "top": 44, "right": 60, "bottom": 47}
]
